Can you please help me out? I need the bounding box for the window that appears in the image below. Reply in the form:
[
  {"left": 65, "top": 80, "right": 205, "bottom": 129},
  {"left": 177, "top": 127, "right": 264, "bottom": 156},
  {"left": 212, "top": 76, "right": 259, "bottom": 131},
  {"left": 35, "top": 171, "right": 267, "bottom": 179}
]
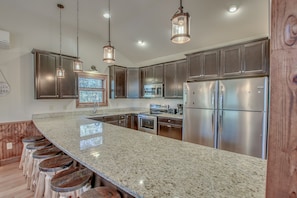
[{"left": 76, "top": 72, "right": 108, "bottom": 108}]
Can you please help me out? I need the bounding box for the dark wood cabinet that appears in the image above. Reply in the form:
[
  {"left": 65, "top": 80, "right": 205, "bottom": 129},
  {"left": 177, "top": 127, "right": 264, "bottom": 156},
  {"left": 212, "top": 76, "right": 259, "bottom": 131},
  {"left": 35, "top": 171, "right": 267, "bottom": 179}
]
[
  {"left": 158, "top": 117, "right": 182, "bottom": 140},
  {"left": 164, "top": 59, "right": 187, "bottom": 98},
  {"left": 126, "top": 114, "right": 138, "bottom": 130},
  {"left": 32, "top": 49, "right": 78, "bottom": 99},
  {"left": 126, "top": 68, "right": 139, "bottom": 98},
  {"left": 186, "top": 49, "right": 220, "bottom": 81},
  {"left": 221, "top": 38, "right": 269, "bottom": 77},
  {"left": 139, "top": 64, "right": 164, "bottom": 97},
  {"left": 109, "top": 65, "right": 127, "bottom": 99},
  {"left": 90, "top": 115, "right": 126, "bottom": 127}
]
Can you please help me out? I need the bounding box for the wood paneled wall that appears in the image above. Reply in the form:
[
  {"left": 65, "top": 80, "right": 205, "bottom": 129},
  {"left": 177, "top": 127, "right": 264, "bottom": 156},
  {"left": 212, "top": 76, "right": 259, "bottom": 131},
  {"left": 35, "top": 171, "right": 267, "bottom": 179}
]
[
  {"left": 267, "top": 0, "right": 297, "bottom": 197},
  {"left": 0, "top": 121, "right": 41, "bottom": 166}
]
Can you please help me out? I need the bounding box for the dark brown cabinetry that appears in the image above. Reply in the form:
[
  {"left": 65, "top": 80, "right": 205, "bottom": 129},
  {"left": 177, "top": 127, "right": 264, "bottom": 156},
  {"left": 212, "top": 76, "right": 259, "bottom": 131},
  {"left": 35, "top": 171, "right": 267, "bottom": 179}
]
[
  {"left": 90, "top": 114, "right": 126, "bottom": 127},
  {"left": 221, "top": 39, "right": 269, "bottom": 77},
  {"left": 32, "top": 49, "right": 78, "bottom": 99},
  {"left": 126, "top": 114, "right": 138, "bottom": 130},
  {"left": 186, "top": 49, "right": 220, "bottom": 81},
  {"left": 164, "top": 59, "right": 187, "bottom": 98},
  {"left": 157, "top": 117, "right": 182, "bottom": 140},
  {"left": 127, "top": 68, "right": 139, "bottom": 98},
  {"left": 140, "top": 64, "right": 164, "bottom": 97},
  {"left": 109, "top": 65, "right": 127, "bottom": 99}
]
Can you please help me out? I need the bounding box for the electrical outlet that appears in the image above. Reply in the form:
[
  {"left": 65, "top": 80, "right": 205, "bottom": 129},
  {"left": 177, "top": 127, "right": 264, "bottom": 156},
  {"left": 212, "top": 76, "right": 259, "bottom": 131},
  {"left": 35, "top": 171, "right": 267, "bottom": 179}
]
[{"left": 6, "top": 142, "right": 12, "bottom": 150}]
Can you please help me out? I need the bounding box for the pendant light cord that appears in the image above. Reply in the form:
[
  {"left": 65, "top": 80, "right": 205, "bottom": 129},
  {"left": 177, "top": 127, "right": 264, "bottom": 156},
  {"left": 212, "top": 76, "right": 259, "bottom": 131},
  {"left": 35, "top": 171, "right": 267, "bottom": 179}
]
[
  {"left": 179, "top": 0, "right": 184, "bottom": 13},
  {"left": 108, "top": 0, "right": 111, "bottom": 45},
  {"left": 77, "top": 0, "right": 79, "bottom": 59},
  {"left": 59, "top": 4, "right": 62, "bottom": 66}
]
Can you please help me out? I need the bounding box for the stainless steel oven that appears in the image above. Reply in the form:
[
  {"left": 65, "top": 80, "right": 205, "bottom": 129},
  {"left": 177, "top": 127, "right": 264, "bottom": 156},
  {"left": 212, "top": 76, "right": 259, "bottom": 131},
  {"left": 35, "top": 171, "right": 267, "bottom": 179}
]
[{"left": 138, "top": 114, "right": 157, "bottom": 134}]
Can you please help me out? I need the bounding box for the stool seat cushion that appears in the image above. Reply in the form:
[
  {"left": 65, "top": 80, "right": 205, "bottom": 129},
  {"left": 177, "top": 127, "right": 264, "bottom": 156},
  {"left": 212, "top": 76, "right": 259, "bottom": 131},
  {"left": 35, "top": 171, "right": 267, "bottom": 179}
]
[
  {"left": 81, "top": 187, "right": 121, "bottom": 198},
  {"left": 39, "top": 155, "right": 73, "bottom": 172},
  {"left": 51, "top": 168, "right": 93, "bottom": 193},
  {"left": 26, "top": 140, "right": 51, "bottom": 150},
  {"left": 22, "top": 135, "right": 45, "bottom": 143},
  {"left": 33, "top": 146, "right": 61, "bottom": 159}
]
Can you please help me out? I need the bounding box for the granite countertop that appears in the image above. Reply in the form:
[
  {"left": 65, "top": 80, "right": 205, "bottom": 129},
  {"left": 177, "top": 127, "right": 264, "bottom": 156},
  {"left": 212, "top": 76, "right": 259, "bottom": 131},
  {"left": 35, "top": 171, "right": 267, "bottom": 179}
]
[{"left": 33, "top": 113, "right": 266, "bottom": 198}]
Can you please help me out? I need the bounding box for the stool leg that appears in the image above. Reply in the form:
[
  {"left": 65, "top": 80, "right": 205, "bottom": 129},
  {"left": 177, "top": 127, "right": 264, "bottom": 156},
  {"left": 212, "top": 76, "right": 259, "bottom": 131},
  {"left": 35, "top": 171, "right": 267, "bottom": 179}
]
[
  {"left": 22, "top": 143, "right": 29, "bottom": 175},
  {"left": 19, "top": 142, "right": 27, "bottom": 169},
  {"left": 44, "top": 172, "right": 54, "bottom": 198},
  {"left": 26, "top": 150, "right": 35, "bottom": 189},
  {"left": 34, "top": 171, "right": 46, "bottom": 198}
]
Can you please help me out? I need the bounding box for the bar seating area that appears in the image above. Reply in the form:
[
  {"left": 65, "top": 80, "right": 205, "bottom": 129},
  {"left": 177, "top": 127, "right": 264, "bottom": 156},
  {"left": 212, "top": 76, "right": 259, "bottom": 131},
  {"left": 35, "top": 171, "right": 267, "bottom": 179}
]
[{"left": 19, "top": 135, "right": 123, "bottom": 198}]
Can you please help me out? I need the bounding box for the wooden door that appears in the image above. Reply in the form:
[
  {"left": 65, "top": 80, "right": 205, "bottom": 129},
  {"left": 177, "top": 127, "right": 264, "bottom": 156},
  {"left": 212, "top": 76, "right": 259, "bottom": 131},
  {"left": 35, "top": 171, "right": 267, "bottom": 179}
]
[
  {"left": 164, "top": 62, "right": 176, "bottom": 98},
  {"left": 220, "top": 45, "right": 242, "bottom": 76},
  {"left": 187, "top": 53, "right": 203, "bottom": 80},
  {"left": 59, "top": 57, "right": 78, "bottom": 99},
  {"left": 175, "top": 60, "right": 187, "bottom": 97},
  {"left": 153, "top": 64, "right": 164, "bottom": 84},
  {"left": 203, "top": 50, "right": 220, "bottom": 78},
  {"left": 114, "top": 66, "right": 126, "bottom": 98}
]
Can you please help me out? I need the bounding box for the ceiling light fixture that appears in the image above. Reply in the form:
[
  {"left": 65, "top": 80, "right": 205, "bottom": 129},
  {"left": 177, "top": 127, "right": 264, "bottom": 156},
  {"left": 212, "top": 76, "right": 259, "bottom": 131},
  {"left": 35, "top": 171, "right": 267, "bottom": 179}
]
[
  {"left": 73, "top": 0, "right": 83, "bottom": 72},
  {"left": 103, "top": 13, "right": 110, "bottom": 19},
  {"left": 228, "top": 5, "right": 238, "bottom": 13},
  {"left": 171, "top": 0, "right": 190, "bottom": 44},
  {"left": 56, "top": 4, "right": 65, "bottom": 78},
  {"left": 103, "top": 0, "right": 115, "bottom": 64},
  {"left": 137, "top": 40, "right": 145, "bottom": 46}
]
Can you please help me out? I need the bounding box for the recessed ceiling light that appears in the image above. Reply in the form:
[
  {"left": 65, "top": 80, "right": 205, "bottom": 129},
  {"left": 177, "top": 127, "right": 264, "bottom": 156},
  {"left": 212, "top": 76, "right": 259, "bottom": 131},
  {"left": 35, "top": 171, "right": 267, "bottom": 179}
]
[
  {"left": 228, "top": 5, "right": 238, "bottom": 13},
  {"left": 103, "top": 12, "right": 110, "bottom": 18},
  {"left": 137, "top": 40, "right": 146, "bottom": 46}
]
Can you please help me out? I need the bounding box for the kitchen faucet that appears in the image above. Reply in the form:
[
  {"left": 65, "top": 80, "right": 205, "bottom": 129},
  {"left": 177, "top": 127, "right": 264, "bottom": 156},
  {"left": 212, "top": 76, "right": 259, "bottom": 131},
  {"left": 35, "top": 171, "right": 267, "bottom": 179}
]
[{"left": 93, "top": 99, "right": 99, "bottom": 114}]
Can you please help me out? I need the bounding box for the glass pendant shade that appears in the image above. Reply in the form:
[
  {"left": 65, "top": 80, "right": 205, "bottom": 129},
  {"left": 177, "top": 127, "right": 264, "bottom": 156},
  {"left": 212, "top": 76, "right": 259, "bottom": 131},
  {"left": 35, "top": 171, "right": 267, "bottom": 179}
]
[
  {"left": 73, "top": 59, "right": 83, "bottom": 72},
  {"left": 171, "top": 12, "right": 190, "bottom": 44},
  {"left": 56, "top": 67, "right": 65, "bottom": 78},
  {"left": 103, "top": 44, "right": 115, "bottom": 63}
]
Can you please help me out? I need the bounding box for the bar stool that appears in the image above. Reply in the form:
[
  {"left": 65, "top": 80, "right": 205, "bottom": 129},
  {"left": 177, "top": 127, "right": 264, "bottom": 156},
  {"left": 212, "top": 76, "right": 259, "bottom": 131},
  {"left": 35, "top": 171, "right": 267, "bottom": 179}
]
[
  {"left": 81, "top": 186, "right": 121, "bottom": 198},
  {"left": 51, "top": 167, "right": 93, "bottom": 198},
  {"left": 25, "top": 139, "right": 52, "bottom": 190},
  {"left": 34, "top": 155, "right": 74, "bottom": 198},
  {"left": 19, "top": 135, "right": 45, "bottom": 174},
  {"left": 31, "top": 146, "right": 62, "bottom": 192}
]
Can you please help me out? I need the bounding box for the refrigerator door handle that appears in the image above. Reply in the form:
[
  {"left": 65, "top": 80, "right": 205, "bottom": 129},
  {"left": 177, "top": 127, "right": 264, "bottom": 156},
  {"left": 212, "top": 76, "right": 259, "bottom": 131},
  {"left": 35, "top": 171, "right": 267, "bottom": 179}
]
[{"left": 219, "top": 111, "right": 223, "bottom": 132}]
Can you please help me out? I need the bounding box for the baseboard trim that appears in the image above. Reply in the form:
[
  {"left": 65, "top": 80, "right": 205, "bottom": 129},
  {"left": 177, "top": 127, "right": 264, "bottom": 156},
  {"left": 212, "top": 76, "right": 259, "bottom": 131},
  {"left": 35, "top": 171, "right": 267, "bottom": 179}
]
[{"left": 0, "top": 156, "right": 20, "bottom": 166}]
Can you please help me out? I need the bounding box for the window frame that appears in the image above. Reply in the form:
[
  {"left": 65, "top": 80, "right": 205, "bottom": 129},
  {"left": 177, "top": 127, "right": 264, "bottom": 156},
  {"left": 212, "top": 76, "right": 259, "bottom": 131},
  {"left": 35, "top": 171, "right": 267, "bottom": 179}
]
[{"left": 76, "top": 72, "right": 108, "bottom": 108}]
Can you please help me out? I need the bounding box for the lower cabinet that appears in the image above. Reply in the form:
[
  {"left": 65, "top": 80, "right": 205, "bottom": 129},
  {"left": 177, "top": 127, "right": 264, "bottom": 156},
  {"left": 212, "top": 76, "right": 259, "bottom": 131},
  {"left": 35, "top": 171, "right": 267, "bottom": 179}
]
[
  {"left": 157, "top": 117, "right": 182, "bottom": 140},
  {"left": 126, "top": 114, "right": 138, "bottom": 130}
]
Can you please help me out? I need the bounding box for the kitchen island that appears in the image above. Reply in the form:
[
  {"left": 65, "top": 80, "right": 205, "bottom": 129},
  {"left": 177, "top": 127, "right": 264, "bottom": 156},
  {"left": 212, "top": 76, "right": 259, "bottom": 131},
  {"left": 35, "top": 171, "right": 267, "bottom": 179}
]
[{"left": 33, "top": 112, "right": 266, "bottom": 198}]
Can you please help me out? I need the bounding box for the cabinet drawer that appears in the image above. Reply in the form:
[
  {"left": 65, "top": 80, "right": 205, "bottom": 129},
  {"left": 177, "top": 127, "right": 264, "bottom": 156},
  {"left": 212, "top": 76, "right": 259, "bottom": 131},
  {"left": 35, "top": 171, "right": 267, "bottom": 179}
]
[
  {"left": 118, "top": 119, "right": 126, "bottom": 127},
  {"left": 158, "top": 117, "right": 182, "bottom": 125},
  {"left": 119, "top": 115, "right": 126, "bottom": 119},
  {"left": 103, "top": 115, "right": 119, "bottom": 122}
]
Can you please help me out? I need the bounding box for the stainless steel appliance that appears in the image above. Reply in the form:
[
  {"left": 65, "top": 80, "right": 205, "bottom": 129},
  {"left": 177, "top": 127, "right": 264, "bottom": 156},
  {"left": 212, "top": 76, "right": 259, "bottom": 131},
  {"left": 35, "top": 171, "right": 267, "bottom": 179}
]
[
  {"left": 143, "top": 84, "right": 163, "bottom": 98},
  {"left": 138, "top": 114, "right": 157, "bottom": 134},
  {"left": 138, "top": 104, "right": 168, "bottom": 134},
  {"left": 183, "top": 77, "right": 268, "bottom": 159},
  {"left": 177, "top": 104, "right": 183, "bottom": 115}
]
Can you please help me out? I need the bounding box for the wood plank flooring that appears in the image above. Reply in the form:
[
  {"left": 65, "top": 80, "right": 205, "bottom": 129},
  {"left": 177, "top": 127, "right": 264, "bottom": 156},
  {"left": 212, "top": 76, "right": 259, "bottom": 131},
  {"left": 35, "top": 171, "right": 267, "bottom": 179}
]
[{"left": 0, "top": 162, "right": 34, "bottom": 198}]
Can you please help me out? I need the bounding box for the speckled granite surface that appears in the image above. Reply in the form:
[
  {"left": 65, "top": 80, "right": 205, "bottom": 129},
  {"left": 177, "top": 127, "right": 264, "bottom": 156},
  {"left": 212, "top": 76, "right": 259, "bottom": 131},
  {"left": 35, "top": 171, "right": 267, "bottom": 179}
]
[{"left": 33, "top": 114, "right": 266, "bottom": 198}]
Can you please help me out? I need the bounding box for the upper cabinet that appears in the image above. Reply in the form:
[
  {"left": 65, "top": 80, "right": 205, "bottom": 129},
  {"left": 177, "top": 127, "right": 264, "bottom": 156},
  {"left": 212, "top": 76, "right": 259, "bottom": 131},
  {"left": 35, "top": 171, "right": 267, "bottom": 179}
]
[
  {"left": 127, "top": 68, "right": 139, "bottom": 98},
  {"left": 186, "top": 49, "right": 220, "bottom": 80},
  {"left": 32, "top": 49, "right": 78, "bottom": 99},
  {"left": 164, "top": 59, "right": 187, "bottom": 98},
  {"left": 109, "top": 65, "right": 127, "bottom": 99},
  {"left": 220, "top": 39, "right": 269, "bottom": 76},
  {"left": 187, "top": 38, "right": 269, "bottom": 81}
]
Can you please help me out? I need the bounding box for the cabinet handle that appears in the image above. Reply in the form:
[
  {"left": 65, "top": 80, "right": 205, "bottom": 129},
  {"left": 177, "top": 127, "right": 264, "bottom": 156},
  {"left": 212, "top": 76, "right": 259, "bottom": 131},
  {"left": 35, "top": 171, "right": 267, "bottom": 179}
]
[
  {"left": 167, "top": 125, "right": 172, "bottom": 128},
  {"left": 168, "top": 120, "right": 171, "bottom": 123}
]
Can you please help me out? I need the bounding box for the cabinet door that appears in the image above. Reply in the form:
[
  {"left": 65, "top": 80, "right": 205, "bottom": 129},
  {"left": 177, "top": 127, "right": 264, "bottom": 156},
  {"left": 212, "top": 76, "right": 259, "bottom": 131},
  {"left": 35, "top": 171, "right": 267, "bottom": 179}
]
[
  {"left": 35, "top": 53, "right": 59, "bottom": 99},
  {"left": 204, "top": 50, "right": 220, "bottom": 78},
  {"left": 187, "top": 53, "right": 203, "bottom": 80},
  {"left": 59, "top": 57, "right": 78, "bottom": 99},
  {"left": 158, "top": 123, "right": 182, "bottom": 140},
  {"left": 175, "top": 60, "right": 187, "bottom": 97},
  {"left": 153, "top": 64, "right": 164, "bottom": 84},
  {"left": 127, "top": 68, "right": 139, "bottom": 98},
  {"left": 164, "top": 62, "right": 176, "bottom": 98},
  {"left": 145, "top": 67, "right": 154, "bottom": 84},
  {"left": 140, "top": 68, "right": 146, "bottom": 97},
  {"left": 220, "top": 45, "right": 242, "bottom": 76},
  {"left": 242, "top": 39, "right": 268, "bottom": 75},
  {"left": 115, "top": 67, "right": 126, "bottom": 98}
]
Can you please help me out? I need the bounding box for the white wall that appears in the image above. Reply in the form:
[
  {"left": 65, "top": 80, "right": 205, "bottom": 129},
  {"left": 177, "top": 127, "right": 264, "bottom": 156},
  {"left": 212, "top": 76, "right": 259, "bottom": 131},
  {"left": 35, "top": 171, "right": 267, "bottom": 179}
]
[{"left": 0, "top": 5, "right": 182, "bottom": 123}]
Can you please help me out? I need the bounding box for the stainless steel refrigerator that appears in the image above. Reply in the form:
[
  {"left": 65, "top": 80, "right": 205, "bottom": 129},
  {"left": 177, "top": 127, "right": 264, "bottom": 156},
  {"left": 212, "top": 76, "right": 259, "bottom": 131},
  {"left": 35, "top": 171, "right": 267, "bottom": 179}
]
[{"left": 182, "top": 77, "right": 268, "bottom": 159}]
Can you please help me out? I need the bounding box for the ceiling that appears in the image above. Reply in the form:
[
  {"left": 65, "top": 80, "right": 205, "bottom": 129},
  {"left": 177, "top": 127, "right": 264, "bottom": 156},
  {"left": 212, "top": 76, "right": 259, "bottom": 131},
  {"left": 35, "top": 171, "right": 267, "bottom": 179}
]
[{"left": 2, "top": 0, "right": 269, "bottom": 65}]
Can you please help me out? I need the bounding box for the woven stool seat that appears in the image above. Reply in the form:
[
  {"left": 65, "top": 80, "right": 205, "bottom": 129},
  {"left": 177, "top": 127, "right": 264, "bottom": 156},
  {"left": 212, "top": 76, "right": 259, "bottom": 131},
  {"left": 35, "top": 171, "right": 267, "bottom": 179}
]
[
  {"left": 39, "top": 155, "right": 73, "bottom": 172},
  {"left": 26, "top": 140, "right": 51, "bottom": 150},
  {"left": 81, "top": 187, "right": 121, "bottom": 198},
  {"left": 33, "top": 146, "right": 61, "bottom": 159},
  {"left": 51, "top": 168, "right": 93, "bottom": 193},
  {"left": 22, "top": 135, "right": 45, "bottom": 143}
]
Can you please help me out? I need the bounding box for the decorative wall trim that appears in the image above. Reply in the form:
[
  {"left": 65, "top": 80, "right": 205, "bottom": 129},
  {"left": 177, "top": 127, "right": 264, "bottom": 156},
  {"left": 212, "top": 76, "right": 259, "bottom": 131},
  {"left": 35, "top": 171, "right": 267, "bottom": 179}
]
[{"left": 0, "top": 120, "right": 41, "bottom": 166}]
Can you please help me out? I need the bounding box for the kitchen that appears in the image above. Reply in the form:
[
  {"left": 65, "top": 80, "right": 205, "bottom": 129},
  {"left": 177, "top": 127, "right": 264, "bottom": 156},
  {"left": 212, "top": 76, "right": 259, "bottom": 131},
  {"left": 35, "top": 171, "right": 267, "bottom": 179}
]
[{"left": 0, "top": 0, "right": 295, "bottom": 197}]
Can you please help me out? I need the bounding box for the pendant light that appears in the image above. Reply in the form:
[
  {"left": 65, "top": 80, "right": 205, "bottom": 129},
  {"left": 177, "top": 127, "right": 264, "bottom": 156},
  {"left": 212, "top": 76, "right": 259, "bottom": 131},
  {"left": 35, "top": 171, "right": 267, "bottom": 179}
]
[
  {"left": 171, "top": 0, "right": 191, "bottom": 44},
  {"left": 56, "top": 4, "right": 65, "bottom": 78},
  {"left": 73, "top": 0, "right": 83, "bottom": 72},
  {"left": 103, "top": 0, "right": 115, "bottom": 63}
]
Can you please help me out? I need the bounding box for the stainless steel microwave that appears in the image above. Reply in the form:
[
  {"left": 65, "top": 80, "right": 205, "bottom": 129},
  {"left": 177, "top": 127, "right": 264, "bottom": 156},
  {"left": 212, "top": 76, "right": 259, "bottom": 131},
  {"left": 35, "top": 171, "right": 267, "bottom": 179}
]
[{"left": 143, "top": 84, "right": 163, "bottom": 98}]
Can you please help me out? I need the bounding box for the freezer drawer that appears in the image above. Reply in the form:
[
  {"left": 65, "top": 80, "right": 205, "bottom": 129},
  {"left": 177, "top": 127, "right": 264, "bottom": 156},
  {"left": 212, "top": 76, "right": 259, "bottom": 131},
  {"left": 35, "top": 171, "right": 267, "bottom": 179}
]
[
  {"left": 217, "top": 110, "right": 267, "bottom": 158},
  {"left": 183, "top": 108, "right": 217, "bottom": 148}
]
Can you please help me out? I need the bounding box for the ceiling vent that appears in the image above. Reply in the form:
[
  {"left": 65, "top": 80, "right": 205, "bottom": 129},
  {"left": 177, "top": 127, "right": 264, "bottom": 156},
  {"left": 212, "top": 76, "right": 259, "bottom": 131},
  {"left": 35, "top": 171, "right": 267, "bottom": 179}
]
[{"left": 0, "top": 30, "right": 10, "bottom": 49}]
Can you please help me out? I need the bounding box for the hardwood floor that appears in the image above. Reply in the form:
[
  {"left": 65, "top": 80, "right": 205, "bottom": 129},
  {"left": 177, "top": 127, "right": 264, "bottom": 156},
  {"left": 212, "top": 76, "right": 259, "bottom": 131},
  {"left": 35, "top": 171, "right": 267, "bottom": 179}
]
[{"left": 0, "top": 162, "right": 34, "bottom": 198}]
